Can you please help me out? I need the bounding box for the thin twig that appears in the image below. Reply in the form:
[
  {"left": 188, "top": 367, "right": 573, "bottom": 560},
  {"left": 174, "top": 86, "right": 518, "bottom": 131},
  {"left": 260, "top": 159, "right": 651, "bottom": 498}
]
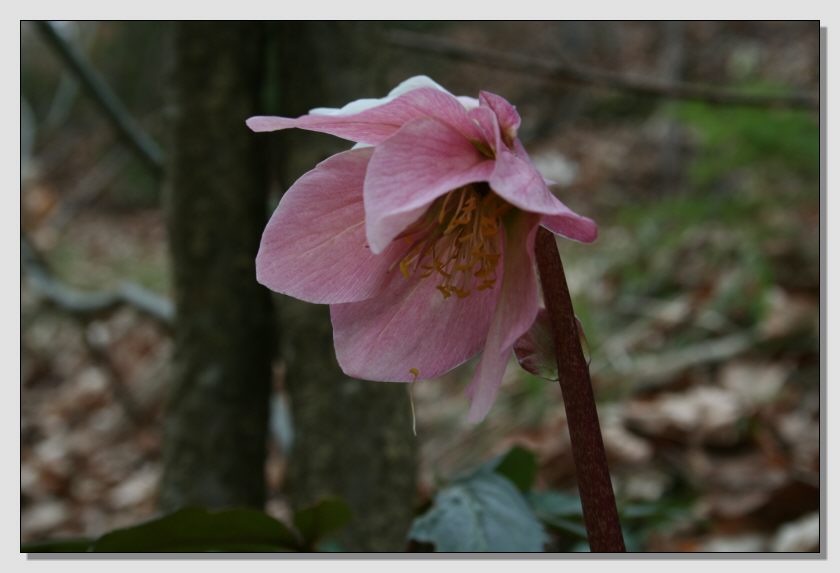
[
  {"left": 21, "top": 234, "right": 173, "bottom": 330},
  {"left": 35, "top": 21, "right": 165, "bottom": 176},
  {"left": 388, "top": 30, "right": 818, "bottom": 111},
  {"left": 534, "top": 228, "right": 625, "bottom": 552}
]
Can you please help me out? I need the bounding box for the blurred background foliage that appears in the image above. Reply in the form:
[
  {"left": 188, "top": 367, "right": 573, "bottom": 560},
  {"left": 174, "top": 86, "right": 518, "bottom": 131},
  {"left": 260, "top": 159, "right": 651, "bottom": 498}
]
[{"left": 21, "top": 21, "right": 819, "bottom": 552}]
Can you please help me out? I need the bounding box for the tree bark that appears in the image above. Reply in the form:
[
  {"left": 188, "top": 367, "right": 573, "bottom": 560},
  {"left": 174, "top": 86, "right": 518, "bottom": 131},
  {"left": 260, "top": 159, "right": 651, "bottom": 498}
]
[
  {"left": 279, "top": 300, "right": 417, "bottom": 552},
  {"left": 160, "top": 22, "right": 274, "bottom": 511},
  {"left": 268, "top": 22, "right": 418, "bottom": 552}
]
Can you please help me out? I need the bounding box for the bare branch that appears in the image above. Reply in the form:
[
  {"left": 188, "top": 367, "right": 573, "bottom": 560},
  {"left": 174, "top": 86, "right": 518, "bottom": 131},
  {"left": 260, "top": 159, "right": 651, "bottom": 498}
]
[
  {"left": 35, "top": 21, "right": 165, "bottom": 176},
  {"left": 21, "top": 234, "right": 173, "bottom": 330},
  {"left": 388, "top": 30, "right": 818, "bottom": 111}
]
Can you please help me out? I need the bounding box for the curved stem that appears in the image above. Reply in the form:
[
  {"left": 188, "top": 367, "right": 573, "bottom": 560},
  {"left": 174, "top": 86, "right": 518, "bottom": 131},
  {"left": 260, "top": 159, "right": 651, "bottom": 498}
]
[{"left": 534, "top": 227, "right": 625, "bottom": 552}]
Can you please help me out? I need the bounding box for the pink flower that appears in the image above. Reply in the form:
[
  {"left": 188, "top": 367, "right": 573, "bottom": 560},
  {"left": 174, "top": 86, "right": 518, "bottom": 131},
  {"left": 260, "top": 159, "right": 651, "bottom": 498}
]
[{"left": 248, "top": 76, "right": 597, "bottom": 422}]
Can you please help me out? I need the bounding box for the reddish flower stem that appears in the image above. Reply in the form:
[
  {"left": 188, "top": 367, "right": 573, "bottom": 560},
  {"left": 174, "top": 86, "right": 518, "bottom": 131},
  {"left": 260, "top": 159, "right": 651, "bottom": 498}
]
[{"left": 534, "top": 227, "right": 625, "bottom": 553}]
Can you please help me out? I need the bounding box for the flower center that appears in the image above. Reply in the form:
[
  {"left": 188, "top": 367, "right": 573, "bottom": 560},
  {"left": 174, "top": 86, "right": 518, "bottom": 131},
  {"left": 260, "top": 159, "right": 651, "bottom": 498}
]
[{"left": 394, "top": 184, "right": 511, "bottom": 299}]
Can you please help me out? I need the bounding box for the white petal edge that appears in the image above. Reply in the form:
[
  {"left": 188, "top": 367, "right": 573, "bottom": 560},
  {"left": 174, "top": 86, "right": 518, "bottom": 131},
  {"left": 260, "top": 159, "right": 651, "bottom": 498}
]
[{"left": 309, "top": 75, "right": 477, "bottom": 117}]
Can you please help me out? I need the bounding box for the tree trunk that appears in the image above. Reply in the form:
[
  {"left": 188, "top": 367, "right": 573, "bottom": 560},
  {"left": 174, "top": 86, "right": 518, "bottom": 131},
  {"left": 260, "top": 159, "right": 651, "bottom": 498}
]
[
  {"left": 160, "top": 22, "right": 274, "bottom": 511},
  {"left": 279, "top": 301, "right": 417, "bottom": 552},
  {"left": 268, "top": 22, "right": 418, "bottom": 551}
]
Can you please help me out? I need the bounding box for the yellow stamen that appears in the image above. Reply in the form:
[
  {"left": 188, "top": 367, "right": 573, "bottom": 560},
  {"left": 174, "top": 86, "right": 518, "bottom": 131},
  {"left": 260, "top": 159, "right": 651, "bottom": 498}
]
[
  {"left": 399, "top": 258, "right": 412, "bottom": 279},
  {"left": 395, "top": 184, "right": 511, "bottom": 300}
]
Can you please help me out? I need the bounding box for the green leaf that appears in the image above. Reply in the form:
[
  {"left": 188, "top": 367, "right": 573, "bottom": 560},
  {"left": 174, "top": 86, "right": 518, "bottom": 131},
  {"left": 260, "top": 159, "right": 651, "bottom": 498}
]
[
  {"left": 529, "top": 490, "right": 583, "bottom": 518},
  {"left": 409, "top": 472, "right": 548, "bottom": 552},
  {"left": 492, "top": 446, "right": 538, "bottom": 493},
  {"left": 22, "top": 538, "right": 93, "bottom": 553},
  {"left": 529, "top": 491, "right": 684, "bottom": 550},
  {"left": 293, "top": 497, "right": 352, "bottom": 547},
  {"left": 543, "top": 516, "right": 589, "bottom": 540},
  {"left": 90, "top": 507, "right": 300, "bottom": 552},
  {"left": 570, "top": 529, "right": 643, "bottom": 553},
  {"left": 527, "top": 491, "right": 587, "bottom": 539}
]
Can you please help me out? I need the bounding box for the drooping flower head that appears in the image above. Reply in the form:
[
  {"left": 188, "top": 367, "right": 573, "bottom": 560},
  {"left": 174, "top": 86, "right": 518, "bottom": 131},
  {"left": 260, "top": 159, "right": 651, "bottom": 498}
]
[{"left": 248, "top": 76, "right": 596, "bottom": 422}]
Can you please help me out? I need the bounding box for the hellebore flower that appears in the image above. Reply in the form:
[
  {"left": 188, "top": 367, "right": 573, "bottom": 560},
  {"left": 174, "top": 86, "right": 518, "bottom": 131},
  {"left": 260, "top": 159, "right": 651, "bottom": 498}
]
[{"left": 248, "top": 76, "right": 597, "bottom": 422}]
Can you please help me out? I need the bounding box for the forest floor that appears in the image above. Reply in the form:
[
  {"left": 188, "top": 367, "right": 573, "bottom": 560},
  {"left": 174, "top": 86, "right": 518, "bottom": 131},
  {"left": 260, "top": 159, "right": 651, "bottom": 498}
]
[
  {"left": 21, "top": 21, "right": 820, "bottom": 553},
  {"left": 21, "top": 119, "right": 820, "bottom": 551}
]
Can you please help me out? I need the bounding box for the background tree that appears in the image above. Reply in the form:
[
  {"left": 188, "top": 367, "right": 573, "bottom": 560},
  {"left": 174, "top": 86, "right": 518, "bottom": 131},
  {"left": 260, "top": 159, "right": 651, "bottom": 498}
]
[
  {"left": 160, "top": 21, "right": 274, "bottom": 510},
  {"left": 266, "top": 22, "right": 418, "bottom": 552}
]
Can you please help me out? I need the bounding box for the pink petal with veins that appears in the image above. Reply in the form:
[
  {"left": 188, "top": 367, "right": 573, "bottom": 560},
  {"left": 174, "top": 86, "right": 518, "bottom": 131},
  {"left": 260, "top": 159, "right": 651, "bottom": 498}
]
[
  {"left": 465, "top": 212, "right": 541, "bottom": 422},
  {"left": 363, "top": 117, "right": 495, "bottom": 254},
  {"left": 247, "top": 87, "right": 484, "bottom": 146},
  {"left": 330, "top": 252, "right": 501, "bottom": 382},
  {"left": 479, "top": 90, "right": 521, "bottom": 141},
  {"left": 256, "top": 148, "right": 403, "bottom": 304}
]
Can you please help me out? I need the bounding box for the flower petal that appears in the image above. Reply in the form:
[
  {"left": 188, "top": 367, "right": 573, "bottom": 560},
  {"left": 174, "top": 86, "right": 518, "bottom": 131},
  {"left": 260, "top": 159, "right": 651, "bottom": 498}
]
[
  {"left": 513, "top": 308, "right": 558, "bottom": 381},
  {"left": 479, "top": 91, "right": 521, "bottom": 141},
  {"left": 330, "top": 265, "right": 502, "bottom": 382},
  {"left": 466, "top": 213, "right": 541, "bottom": 422},
  {"left": 468, "top": 106, "right": 501, "bottom": 154},
  {"left": 540, "top": 211, "right": 598, "bottom": 243},
  {"left": 256, "top": 148, "right": 404, "bottom": 304},
  {"left": 363, "top": 117, "right": 496, "bottom": 254},
  {"left": 489, "top": 144, "right": 566, "bottom": 216},
  {"left": 308, "top": 75, "right": 448, "bottom": 114},
  {"left": 488, "top": 140, "right": 597, "bottom": 244},
  {"left": 247, "top": 85, "right": 485, "bottom": 146}
]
